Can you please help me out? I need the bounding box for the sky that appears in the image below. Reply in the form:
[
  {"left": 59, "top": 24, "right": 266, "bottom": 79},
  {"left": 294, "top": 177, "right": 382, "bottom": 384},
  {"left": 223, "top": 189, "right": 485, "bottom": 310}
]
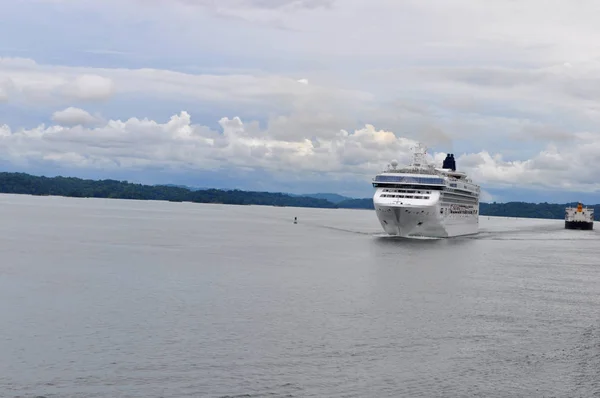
[{"left": 1, "top": 0, "right": 600, "bottom": 201}]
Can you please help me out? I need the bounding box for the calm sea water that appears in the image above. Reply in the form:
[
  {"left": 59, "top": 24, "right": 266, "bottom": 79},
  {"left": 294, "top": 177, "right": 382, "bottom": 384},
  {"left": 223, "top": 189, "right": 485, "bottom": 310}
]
[{"left": 1, "top": 194, "right": 600, "bottom": 397}]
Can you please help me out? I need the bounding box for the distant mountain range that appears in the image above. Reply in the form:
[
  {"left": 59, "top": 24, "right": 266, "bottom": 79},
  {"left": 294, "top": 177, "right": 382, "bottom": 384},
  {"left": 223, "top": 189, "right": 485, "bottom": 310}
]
[
  {"left": 0, "top": 172, "right": 596, "bottom": 220},
  {"left": 157, "top": 183, "right": 208, "bottom": 191},
  {"left": 288, "top": 192, "right": 352, "bottom": 204},
  {"left": 157, "top": 187, "right": 357, "bottom": 205},
  {"left": 159, "top": 186, "right": 356, "bottom": 204}
]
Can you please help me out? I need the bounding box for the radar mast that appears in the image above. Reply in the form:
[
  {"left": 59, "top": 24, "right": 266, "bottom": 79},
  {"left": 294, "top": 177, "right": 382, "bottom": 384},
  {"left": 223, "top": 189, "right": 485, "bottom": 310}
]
[{"left": 411, "top": 143, "right": 428, "bottom": 168}]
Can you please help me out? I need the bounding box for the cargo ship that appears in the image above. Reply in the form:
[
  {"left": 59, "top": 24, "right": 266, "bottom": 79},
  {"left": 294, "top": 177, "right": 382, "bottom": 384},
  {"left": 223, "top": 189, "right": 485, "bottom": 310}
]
[{"left": 565, "top": 202, "right": 594, "bottom": 230}]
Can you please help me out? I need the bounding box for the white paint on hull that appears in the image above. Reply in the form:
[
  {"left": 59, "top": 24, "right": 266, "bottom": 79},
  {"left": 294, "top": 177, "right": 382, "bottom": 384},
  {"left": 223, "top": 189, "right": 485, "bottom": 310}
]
[{"left": 374, "top": 202, "right": 478, "bottom": 238}]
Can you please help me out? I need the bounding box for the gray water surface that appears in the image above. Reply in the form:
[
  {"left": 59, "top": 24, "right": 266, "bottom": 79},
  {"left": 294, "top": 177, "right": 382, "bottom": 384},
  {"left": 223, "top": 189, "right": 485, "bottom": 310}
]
[{"left": 1, "top": 194, "right": 599, "bottom": 397}]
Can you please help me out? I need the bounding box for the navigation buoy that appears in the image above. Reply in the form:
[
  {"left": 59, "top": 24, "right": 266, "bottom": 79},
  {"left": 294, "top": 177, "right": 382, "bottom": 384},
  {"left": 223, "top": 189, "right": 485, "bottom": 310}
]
[{"left": 294, "top": 217, "right": 297, "bottom": 224}]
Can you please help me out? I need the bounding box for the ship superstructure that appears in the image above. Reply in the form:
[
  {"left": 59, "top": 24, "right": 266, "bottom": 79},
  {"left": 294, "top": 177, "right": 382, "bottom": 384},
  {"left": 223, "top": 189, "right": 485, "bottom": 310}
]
[
  {"left": 565, "top": 203, "right": 594, "bottom": 230},
  {"left": 372, "top": 144, "right": 480, "bottom": 238}
]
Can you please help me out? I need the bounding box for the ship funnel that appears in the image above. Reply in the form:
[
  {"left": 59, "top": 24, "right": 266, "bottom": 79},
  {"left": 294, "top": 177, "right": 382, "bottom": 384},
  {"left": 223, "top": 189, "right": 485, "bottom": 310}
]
[{"left": 442, "top": 153, "right": 456, "bottom": 171}]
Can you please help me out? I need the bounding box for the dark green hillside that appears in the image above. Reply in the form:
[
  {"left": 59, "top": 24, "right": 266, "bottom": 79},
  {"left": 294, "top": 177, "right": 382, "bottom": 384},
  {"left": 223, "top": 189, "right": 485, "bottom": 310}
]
[
  {"left": 479, "top": 202, "right": 600, "bottom": 221},
  {"left": 0, "top": 172, "right": 336, "bottom": 208}
]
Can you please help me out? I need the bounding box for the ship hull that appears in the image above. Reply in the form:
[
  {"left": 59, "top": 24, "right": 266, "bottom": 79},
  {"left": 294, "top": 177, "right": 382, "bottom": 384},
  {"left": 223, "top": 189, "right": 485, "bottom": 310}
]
[
  {"left": 374, "top": 203, "right": 478, "bottom": 238},
  {"left": 565, "top": 221, "right": 594, "bottom": 230}
]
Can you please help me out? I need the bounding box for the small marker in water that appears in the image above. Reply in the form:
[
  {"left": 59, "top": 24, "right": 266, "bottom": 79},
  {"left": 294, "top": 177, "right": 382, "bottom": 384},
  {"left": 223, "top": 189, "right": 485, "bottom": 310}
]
[{"left": 294, "top": 217, "right": 297, "bottom": 224}]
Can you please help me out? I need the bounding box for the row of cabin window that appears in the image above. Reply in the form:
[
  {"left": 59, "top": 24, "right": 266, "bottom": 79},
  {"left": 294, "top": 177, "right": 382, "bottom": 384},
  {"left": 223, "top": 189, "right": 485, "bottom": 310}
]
[
  {"left": 373, "top": 183, "right": 443, "bottom": 190},
  {"left": 382, "top": 189, "right": 432, "bottom": 195},
  {"left": 375, "top": 176, "right": 444, "bottom": 184},
  {"left": 441, "top": 198, "right": 479, "bottom": 205},
  {"left": 381, "top": 194, "right": 430, "bottom": 199},
  {"left": 445, "top": 188, "right": 479, "bottom": 197},
  {"left": 441, "top": 194, "right": 479, "bottom": 204}
]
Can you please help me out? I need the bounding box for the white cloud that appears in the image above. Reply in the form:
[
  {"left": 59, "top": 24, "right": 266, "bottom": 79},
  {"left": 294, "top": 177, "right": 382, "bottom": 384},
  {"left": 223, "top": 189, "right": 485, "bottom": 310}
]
[
  {"left": 0, "top": 77, "right": 13, "bottom": 101},
  {"left": 61, "top": 74, "right": 115, "bottom": 101},
  {"left": 133, "top": 0, "right": 334, "bottom": 28},
  {"left": 0, "top": 55, "right": 598, "bottom": 156},
  {"left": 0, "top": 111, "right": 412, "bottom": 177},
  {"left": 0, "top": 59, "right": 116, "bottom": 104},
  {"left": 2, "top": 56, "right": 588, "bottom": 160},
  {"left": 1, "top": 110, "right": 600, "bottom": 194},
  {"left": 167, "top": 0, "right": 334, "bottom": 10},
  {"left": 0, "top": 57, "right": 370, "bottom": 115},
  {"left": 51, "top": 107, "right": 101, "bottom": 126},
  {"left": 11, "top": 0, "right": 600, "bottom": 63}
]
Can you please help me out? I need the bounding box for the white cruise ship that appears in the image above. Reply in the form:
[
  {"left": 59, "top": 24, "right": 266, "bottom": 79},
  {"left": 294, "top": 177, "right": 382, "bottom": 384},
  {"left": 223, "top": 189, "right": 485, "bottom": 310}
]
[{"left": 372, "top": 144, "right": 480, "bottom": 238}]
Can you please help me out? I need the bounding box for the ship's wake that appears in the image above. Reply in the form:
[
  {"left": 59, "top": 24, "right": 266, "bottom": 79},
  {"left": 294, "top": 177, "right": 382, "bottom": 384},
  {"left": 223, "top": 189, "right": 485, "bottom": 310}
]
[
  {"left": 261, "top": 208, "right": 599, "bottom": 242},
  {"left": 471, "top": 223, "right": 600, "bottom": 241},
  {"left": 373, "top": 233, "right": 442, "bottom": 240},
  {"left": 310, "top": 221, "right": 599, "bottom": 242},
  {"left": 310, "top": 224, "right": 377, "bottom": 236}
]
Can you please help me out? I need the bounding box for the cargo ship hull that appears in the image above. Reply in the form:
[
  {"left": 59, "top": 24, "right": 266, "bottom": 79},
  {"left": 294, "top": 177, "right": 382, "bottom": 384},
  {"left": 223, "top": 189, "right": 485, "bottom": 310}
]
[{"left": 565, "top": 220, "right": 593, "bottom": 230}]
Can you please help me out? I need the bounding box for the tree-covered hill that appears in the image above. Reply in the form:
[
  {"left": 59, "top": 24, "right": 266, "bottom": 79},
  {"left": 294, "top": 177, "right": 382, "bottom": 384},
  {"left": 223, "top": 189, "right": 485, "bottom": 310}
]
[
  {"left": 0, "top": 172, "right": 336, "bottom": 208},
  {"left": 337, "top": 198, "right": 375, "bottom": 209},
  {"left": 479, "top": 202, "right": 600, "bottom": 221}
]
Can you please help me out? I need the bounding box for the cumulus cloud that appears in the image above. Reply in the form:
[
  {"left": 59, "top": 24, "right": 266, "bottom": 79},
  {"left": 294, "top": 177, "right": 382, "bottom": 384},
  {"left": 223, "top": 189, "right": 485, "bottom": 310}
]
[
  {"left": 0, "top": 111, "right": 412, "bottom": 177},
  {"left": 1, "top": 110, "right": 599, "bottom": 194},
  {"left": 51, "top": 107, "right": 101, "bottom": 126}
]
